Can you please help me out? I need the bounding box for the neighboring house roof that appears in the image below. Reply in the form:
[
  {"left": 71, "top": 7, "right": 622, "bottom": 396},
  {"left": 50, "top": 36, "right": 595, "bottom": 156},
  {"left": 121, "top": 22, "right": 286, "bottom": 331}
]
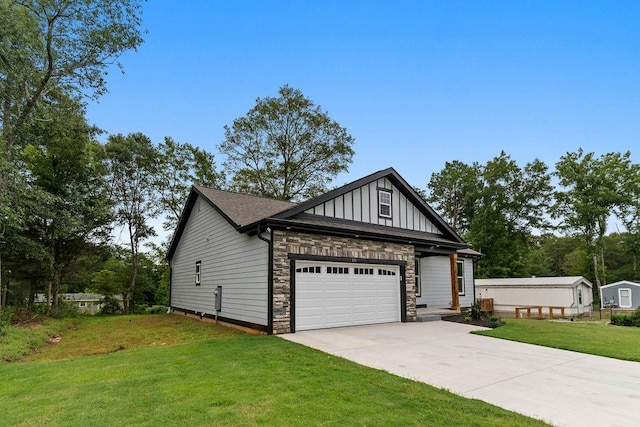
[
  {"left": 167, "top": 167, "right": 471, "bottom": 259},
  {"left": 600, "top": 280, "right": 640, "bottom": 289},
  {"left": 33, "top": 293, "right": 119, "bottom": 303},
  {"left": 476, "top": 276, "right": 593, "bottom": 289}
]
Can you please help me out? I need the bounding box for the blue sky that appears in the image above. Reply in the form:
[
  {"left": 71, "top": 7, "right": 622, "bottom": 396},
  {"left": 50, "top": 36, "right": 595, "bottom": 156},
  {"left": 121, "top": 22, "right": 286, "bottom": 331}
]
[{"left": 87, "top": 0, "right": 640, "bottom": 191}]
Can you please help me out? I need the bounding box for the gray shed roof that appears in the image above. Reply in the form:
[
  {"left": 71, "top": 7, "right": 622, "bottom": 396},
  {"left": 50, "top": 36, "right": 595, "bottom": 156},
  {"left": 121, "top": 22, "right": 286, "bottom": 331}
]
[
  {"left": 476, "top": 276, "right": 592, "bottom": 289},
  {"left": 600, "top": 280, "right": 640, "bottom": 290}
]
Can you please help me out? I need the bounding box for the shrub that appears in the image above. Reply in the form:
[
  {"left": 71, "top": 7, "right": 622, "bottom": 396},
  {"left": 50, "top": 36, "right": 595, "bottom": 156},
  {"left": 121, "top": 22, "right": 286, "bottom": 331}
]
[
  {"left": 0, "top": 307, "right": 12, "bottom": 336},
  {"left": 144, "top": 305, "right": 168, "bottom": 314},
  {"left": 469, "top": 300, "right": 484, "bottom": 320},
  {"left": 489, "top": 316, "right": 503, "bottom": 328},
  {"left": 49, "top": 301, "right": 79, "bottom": 318},
  {"left": 610, "top": 308, "right": 640, "bottom": 327},
  {"left": 100, "top": 296, "right": 123, "bottom": 315}
]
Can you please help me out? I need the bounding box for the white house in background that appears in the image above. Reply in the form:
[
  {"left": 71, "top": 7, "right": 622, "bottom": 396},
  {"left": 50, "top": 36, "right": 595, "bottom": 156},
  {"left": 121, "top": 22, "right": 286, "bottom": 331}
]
[
  {"left": 475, "top": 276, "right": 593, "bottom": 317},
  {"left": 34, "top": 293, "right": 120, "bottom": 315},
  {"left": 167, "top": 167, "right": 482, "bottom": 334},
  {"left": 600, "top": 281, "right": 640, "bottom": 310}
]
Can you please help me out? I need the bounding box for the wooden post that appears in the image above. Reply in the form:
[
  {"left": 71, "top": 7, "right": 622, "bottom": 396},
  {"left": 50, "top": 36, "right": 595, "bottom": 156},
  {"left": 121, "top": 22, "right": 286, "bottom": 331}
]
[{"left": 449, "top": 253, "right": 460, "bottom": 311}]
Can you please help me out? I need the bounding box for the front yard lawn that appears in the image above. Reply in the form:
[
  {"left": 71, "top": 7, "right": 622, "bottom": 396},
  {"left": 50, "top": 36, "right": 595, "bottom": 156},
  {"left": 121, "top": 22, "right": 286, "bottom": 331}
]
[
  {"left": 474, "top": 318, "right": 640, "bottom": 362},
  {"left": 0, "top": 315, "right": 547, "bottom": 426}
]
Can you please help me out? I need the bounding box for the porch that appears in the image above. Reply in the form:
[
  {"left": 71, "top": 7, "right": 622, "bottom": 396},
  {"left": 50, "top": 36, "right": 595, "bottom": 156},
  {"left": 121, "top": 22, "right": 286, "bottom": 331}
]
[{"left": 416, "top": 306, "right": 461, "bottom": 322}]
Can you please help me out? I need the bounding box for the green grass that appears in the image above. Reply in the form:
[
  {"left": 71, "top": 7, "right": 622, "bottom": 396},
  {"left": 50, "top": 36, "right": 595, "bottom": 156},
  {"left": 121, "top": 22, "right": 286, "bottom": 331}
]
[
  {"left": 0, "top": 315, "right": 548, "bottom": 426},
  {"left": 474, "top": 318, "right": 640, "bottom": 361},
  {"left": 0, "top": 316, "right": 75, "bottom": 361}
]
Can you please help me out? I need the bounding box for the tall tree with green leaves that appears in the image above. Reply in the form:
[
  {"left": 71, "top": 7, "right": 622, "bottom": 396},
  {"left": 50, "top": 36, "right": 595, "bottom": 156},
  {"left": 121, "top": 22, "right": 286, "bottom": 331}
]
[
  {"left": 104, "top": 132, "right": 160, "bottom": 314},
  {"left": 0, "top": 0, "right": 145, "bottom": 154},
  {"left": 156, "top": 137, "right": 222, "bottom": 231},
  {"left": 460, "top": 152, "right": 552, "bottom": 277},
  {"left": 21, "top": 95, "right": 111, "bottom": 313},
  {"left": 615, "top": 162, "right": 640, "bottom": 280},
  {"left": 553, "top": 149, "right": 632, "bottom": 295},
  {"left": 426, "top": 160, "right": 481, "bottom": 234},
  {"left": 219, "top": 85, "right": 355, "bottom": 201}
]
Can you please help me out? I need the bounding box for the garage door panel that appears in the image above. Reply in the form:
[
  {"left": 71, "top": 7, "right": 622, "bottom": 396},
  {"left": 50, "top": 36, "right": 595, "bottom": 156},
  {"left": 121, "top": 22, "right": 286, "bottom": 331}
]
[{"left": 296, "top": 261, "right": 401, "bottom": 331}]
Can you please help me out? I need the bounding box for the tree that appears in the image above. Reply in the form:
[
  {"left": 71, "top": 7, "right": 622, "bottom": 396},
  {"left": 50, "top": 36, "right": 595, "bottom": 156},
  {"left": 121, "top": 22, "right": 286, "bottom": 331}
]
[
  {"left": 553, "top": 149, "right": 632, "bottom": 296},
  {"left": 219, "top": 85, "right": 355, "bottom": 201},
  {"left": 156, "top": 137, "right": 223, "bottom": 231},
  {"left": 426, "top": 160, "right": 481, "bottom": 234},
  {"left": 20, "top": 95, "right": 111, "bottom": 313},
  {"left": 104, "top": 133, "right": 160, "bottom": 314},
  {"left": 0, "top": 0, "right": 145, "bottom": 154},
  {"left": 615, "top": 163, "right": 640, "bottom": 280},
  {"left": 466, "top": 152, "right": 552, "bottom": 277}
]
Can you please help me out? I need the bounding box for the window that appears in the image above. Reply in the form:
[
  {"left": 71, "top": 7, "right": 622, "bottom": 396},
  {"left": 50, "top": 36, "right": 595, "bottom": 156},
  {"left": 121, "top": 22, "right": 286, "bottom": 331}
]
[
  {"left": 295, "top": 266, "right": 321, "bottom": 273},
  {"left": 195, "top": 261, "right": 201, "bottom": 286},
  {"left": 79, "top": 302, "right": 86, "bottom": 307},
  {"left": 415, "top": 260, "right": 421, "bottom": 297},
  {"left": 457, "top": 260, "right": 465, "bottom": 295},
  {"left": 354, "top": 268, "right": 374, "bottom": 275},
  {"left": 619, "top": 288, "right": 632, "bottom": 308},
  {"left": 327, "top": 266, "right": 349, "bottom": 274},
  {"left": 378, "top": 268, "right": 396, "bottom": 276},
  {"left": 378, "top": 190, "right": 392, "bottom": 218},
  {"left": 578, "top": 289, "right": 583, "bottom": 305}
]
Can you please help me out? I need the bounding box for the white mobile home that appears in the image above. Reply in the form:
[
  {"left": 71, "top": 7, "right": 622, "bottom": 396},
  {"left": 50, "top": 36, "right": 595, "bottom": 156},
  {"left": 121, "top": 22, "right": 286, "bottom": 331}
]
[{"left": 475, "top": 276, "right": 593, "bottom": 317}]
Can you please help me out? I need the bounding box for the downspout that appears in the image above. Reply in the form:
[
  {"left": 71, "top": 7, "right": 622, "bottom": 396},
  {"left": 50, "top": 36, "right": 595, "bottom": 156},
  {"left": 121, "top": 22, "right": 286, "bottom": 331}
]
[
  {"left": 257, "top": 224, "right": 274, "bottom": 335},
  {"left": 167, "top": 265, "right": 172, "bottom": 314}
]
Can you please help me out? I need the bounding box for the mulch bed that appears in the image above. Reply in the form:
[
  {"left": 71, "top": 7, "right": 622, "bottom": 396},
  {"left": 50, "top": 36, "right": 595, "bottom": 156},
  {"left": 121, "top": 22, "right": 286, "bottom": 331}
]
[{"left": 441, "top": 314, "right": 500, "bottom": 328}]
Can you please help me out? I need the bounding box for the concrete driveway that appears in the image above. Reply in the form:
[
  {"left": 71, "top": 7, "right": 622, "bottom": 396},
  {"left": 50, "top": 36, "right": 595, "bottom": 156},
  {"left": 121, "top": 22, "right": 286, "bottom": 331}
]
[{"left": 281, "top": 321, "right": 640, "bottom": 427}]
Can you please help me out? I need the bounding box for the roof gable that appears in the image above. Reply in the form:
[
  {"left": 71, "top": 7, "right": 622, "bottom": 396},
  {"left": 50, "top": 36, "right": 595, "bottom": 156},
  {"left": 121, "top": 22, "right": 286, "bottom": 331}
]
[
  {"left": 268, "top": 167, "right": 465, "bottom": 243},
  {"left": 167, "top": 187, "right": 295, "bottom": 259},
  {"left": 168, "top": 168, "right": 470, "bottom": 259}
]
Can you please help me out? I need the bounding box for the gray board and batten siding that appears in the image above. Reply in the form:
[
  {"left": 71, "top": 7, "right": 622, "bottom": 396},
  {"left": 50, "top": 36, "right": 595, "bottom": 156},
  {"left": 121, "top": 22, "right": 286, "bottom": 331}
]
[
  {"left": 170, "top": 196, "right": 270, "bottom": 326},
  {"left": 304, "top": 177, "right": 443, "bottom": 235}
]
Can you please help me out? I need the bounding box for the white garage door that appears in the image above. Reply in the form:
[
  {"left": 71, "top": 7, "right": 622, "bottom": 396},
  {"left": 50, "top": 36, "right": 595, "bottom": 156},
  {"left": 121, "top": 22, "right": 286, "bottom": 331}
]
[{"left": 295, "top": 261, "right": 401, "bottom": 331}]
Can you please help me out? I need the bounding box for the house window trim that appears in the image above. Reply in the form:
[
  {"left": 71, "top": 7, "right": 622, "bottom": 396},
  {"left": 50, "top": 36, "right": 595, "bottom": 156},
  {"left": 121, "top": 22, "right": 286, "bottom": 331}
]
[
  {"left": 619, "top": 288, "right": 632, "bottom": 308},
  {"left": 378, "top": 189, "right": 392, "bottom": 218},
  {"left": 457, "top": 260, "right": 465, "bottom": 296},
  {"left": 195, "top": 260, "right": 202, "bottom": 286}
]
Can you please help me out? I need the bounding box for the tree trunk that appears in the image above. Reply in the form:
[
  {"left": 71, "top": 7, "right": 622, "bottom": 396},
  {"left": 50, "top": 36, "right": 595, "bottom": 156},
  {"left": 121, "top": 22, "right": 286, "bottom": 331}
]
[
  {"left": 46, "top": 280, "right": 52, "bottom": 315},
  {"left": 599, "top": 243, "right": 607, "bottom": 286},
  {"left": 592, "top": 252, "right": 601, "bottom": 305}
]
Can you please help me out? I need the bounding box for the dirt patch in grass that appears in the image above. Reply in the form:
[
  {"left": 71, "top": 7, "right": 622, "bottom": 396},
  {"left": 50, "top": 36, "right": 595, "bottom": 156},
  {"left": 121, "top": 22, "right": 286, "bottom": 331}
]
[{"left": 22, "top": 314, "right": 245, "bottom": 362}]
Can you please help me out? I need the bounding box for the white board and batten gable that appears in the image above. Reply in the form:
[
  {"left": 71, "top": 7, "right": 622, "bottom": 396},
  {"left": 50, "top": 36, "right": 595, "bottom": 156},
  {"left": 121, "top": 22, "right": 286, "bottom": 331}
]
[{"left": 303, "top": 176, "right": 443, "bottom": 234}]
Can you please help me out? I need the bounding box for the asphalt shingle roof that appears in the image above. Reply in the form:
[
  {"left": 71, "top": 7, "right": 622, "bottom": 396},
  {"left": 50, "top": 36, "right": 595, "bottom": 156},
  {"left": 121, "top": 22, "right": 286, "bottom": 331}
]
[{"left": 195, "top": 186, "right": 296, "bottom": 228}]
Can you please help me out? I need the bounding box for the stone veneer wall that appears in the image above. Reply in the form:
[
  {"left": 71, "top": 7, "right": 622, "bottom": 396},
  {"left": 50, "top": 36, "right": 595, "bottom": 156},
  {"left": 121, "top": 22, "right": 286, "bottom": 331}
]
[{"left": 271, "top": 230, "right": 416, "bottom": 334}]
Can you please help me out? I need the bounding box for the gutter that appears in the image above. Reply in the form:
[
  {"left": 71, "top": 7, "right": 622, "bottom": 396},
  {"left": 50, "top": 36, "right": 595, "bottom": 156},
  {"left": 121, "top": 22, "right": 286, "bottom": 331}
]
[{"left": 257, "top": 224, "right": 274, "bottom": 335}]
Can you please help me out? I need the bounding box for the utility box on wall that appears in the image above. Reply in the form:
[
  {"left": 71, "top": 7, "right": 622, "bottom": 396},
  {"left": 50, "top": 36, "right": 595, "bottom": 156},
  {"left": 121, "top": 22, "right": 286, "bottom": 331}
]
[{"left": 214, "top": 286, "right": 222, "bottom": 312}]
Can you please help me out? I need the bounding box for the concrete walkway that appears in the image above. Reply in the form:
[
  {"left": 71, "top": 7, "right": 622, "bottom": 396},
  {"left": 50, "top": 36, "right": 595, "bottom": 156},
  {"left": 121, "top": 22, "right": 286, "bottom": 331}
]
[{"left": 281, "top": 321, "right": 640, "bottom": 427}]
